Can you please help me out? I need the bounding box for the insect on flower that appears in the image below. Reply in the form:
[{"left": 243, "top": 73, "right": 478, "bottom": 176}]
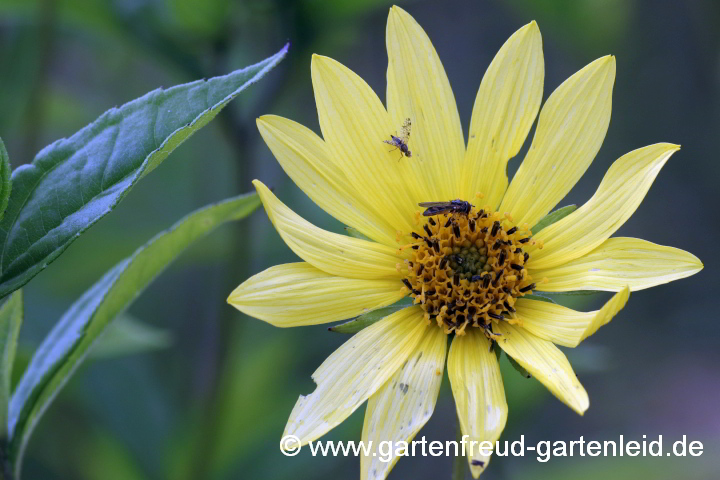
[
  {"left": 383, "top": 117, "right": 412, "bottom": 159},
  {"left": 419, "top": 199, "right": 474, "bottom": 217},
  {"left": 230, "top": 7, "right": 704, "bottom": 480}
]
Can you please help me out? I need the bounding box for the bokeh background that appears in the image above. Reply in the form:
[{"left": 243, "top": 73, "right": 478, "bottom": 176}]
[{"left": 1, "top": 0, "right": 718, "bottom": 479}]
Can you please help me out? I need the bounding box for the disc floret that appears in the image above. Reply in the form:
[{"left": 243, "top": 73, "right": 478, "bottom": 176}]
[{"left": 402, "top": 205, "right": 542, "bottom": 337}]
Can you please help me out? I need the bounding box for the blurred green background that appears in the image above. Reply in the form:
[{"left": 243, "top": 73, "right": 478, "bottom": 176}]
[{"left": 1, "top": 0, "right": 718, "bottom": 479}]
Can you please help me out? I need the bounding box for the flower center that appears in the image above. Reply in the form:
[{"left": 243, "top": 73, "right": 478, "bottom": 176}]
[{"left": 401, "top": 204, "right": 540, "bottom": 337}]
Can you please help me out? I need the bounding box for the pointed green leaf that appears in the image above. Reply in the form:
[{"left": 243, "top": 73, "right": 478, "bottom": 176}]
[
  {"left": 530, "top": 204, "right": 577, "bottom": 234},
  {"left": 493, "top": 343, "right": 503, "bottom": 362},
  {"left": 0, "top": 44, "right": 288, "bottom": 299},
  {"left": 8, "top": 193, "right": 260, "bottom": 473},
  {"left": 329, "top": 298, "right": 414, "bottom": 334},
  {"left": 522, "top": 293, "right": 557, "bottom": 304},
  {"left": 90, "top": 315, "right": 172, "bottom": 359},
  {"left": 544, "top": 290, "right": 604, "bottom": 297},
  {"left": 344, "top": 227, "right": 371, "bottom": 241},
  {"left": 0, "top": 290, "right": 22, "bottom": 438},
  {"left": 0, "top": 139, "right": 11, "bottom": 223},
  {"left": 506, "top": 354, "right": 531, "bottom": 379}
]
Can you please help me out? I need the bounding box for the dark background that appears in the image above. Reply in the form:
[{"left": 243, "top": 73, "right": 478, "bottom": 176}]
[{"left": 0, "top": 0, "right": 718, "bottom": 478}]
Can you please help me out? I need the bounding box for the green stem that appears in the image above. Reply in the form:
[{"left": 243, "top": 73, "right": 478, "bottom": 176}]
[{"left": 452, "top": 414, "right": 467, "bottom": 480}]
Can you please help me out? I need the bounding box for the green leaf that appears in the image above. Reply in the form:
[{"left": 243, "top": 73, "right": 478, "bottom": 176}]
[
  {"left": 329, "top": 298, "right": 414, "bottom": 334},
  {"left": 0, "top": 44, "right": 288, "bottom": 299},
  {"left": 493, "top": 343, "right": 503, "bottom": 362},
  {"left": 0, "top": 138, "right": 12, "bottom": 222},
  {"left": 506, "top": 354, "right": 531, "bottom": 379},
  {"left": 90, "top": 315, "right": 172, "bottom": 359},
  {"left": 344, "top": 226, "right": 371, "bottom": 241},
  {"left": 7, "top": 192, "right": 261, "bottom": 474},
  {"left": 544, "top": 290, "right": 604, "bottom": 297},
  {"left": 0, "top": 290, "right": 22, "bottom": 438},
  {"left": 530, "top": 204, "right": 577, "bottom": 234},
  {"left": 522, "top": 293, "right": 557, "bottom": 304},
  {"left": 533, "top": 290, "right": 605, "bottom": 312}
]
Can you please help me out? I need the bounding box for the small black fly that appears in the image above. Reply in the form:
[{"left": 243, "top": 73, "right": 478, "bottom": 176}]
[
  {"left": 418, "top": 200, "right": 473, "bottom": 217},
  {"left": 383, "top": 118, "right": 412, "bottom": 160}
]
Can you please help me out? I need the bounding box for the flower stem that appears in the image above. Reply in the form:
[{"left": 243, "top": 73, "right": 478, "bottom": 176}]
[{"left": 452, "top": 414, "right": 467, "bottom": 480}]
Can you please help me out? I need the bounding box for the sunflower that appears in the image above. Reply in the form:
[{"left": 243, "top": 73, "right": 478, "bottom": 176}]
[{"left": 228, "top": 6, "right": 702, "bottom": 479}]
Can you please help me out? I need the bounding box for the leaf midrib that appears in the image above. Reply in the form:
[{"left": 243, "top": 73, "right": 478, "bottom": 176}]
[
  {"left": 1, "top": 92, "right": 184, "bottom": 279},
  {"left": 0, "top": 142, "right": 133, "bottom": 278}
]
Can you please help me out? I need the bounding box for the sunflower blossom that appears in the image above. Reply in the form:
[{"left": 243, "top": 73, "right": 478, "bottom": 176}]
[{"left": 228, "top": 6, "right": 702, "bottom": 479}]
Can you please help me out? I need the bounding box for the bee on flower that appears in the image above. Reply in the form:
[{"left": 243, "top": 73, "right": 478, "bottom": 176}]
[{"left": 228, "top": 6, "right": 702, "bottom": 479}]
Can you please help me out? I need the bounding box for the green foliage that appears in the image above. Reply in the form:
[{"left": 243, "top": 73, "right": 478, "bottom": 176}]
[
  {"left": 74, "top": 430, "right": 150, "bottom": 480},
  {"left": 167, "top": 333, "right": 298, "bottom": 479},
  {"left": 168, "top": 0, "right": 230, "bottom": 37},
  {"left": 0, "top": 44, "right": 288, "bottom": 300},
  {"left": 0, "top": 291, "right": 22, "bottom": 439},
  {"left": 494, "top": 343, "right": 503, "bottom": 362},
  {"left": 344, "top": 226, "right": 371, "bottom": 241},
  {"left": 544, "top": 290, "right": 604, "bottom": 297},
  {"left": 90, "top": 315, "right": 172, "bottom": 359},
  {"left": 530, "top": 205, "right": 606, "bottom": 306},
  {"left": 7, "top": 193, "right": 261, "bottom": 476},
  {"left": 328, "top": 298, "right": 415, "bottom": 334},
  {"left": 530, "top": 204, "right": 577, "bottom": 234},
  {"left": 538, "top": 290, "right": 605, "bottom": 311},
  {"left": 506, "top": 353, "right": 532, "bottom": 379},
  {"left": 0, "top": 139, "right": 11, "bottom": 223},
  {"left": 504, "top": 0, "right": 634, "bottom": 52},
  {"left": 523, "top": 293, "right": 557, "bottom": 304},
  {"left": 0, "top": 0, "right": 118, "bottom": 34}
]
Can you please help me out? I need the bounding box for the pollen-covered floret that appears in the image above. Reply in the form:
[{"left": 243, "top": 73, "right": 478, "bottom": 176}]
[{"left": 401, "top": 205, "right": 545, "bottom": 337}]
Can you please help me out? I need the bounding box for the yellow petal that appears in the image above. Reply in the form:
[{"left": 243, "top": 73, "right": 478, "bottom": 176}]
[
  {"left": 528, "top": 144, "right": 680, "bottom": 270},
  {"left": 448, "top": 330, "right": 507, "bottom": 478},
  {"left": 462, "top": 21, "right": 544, "bottom": 207},
  {"left": 361, "top": 325, "right": 447, "bottom": 480},
  {"left": 515, "top": 287, "right": 629, "bottom": 347},
  {"left": 386, "top": 6, "right": 465, "bottom": 201},
  {"left": 499, "top": 56, "right": 616, "bottom": 227},
  {"left": 495, "top": 322, "right": 589, "bottom": 414},
  {"left": 254, "top": 181, "right": 404, "bottom": 280},
  {"left": 257, "top": 116, "right": 398, "bottom": 247},
  {"left": 227, "top": 263, "right": 406, "bottom": 328},
  {"left": 283, "top": 306, "right": 428, "bottom": 446},
  {"left": 531, "top": 237, "right": 703, "bottom": 292},
  {"left": 312, "top": 54, "right": 417, "bottom": 233}
]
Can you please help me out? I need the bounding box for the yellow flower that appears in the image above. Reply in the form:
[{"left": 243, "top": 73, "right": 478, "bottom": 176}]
[{"left": 228, "top": 6, "right": 702, "bottom": 479}]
